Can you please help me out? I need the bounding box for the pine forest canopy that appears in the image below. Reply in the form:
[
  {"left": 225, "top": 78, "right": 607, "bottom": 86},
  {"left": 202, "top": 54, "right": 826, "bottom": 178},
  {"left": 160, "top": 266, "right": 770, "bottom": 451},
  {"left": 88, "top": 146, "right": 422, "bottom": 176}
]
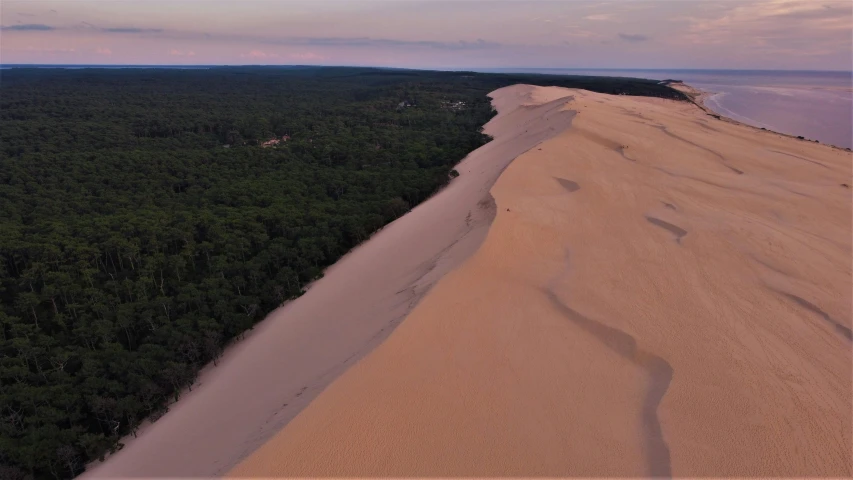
[{"left": 0, "top": 66, "right": 686, "bottom": 480}]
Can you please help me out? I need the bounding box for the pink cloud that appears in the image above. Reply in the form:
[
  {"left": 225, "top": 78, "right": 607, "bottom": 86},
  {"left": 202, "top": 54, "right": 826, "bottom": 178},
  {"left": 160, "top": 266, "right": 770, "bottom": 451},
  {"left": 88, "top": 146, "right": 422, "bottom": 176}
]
[
  {"left": 22, "top": 46, "right": 76, "bottom": 54},
  {"left": 289, "top": 52, "right": 324, "bottom": 60},
  {"left": 240, "top": 50, "right": 279, "bottom": 59},
  {"left": 169, "top": 49, "right": 196, "bottom": 57},
  {"left": 95, "top": 47, "right": 112, "bottom": 55}
]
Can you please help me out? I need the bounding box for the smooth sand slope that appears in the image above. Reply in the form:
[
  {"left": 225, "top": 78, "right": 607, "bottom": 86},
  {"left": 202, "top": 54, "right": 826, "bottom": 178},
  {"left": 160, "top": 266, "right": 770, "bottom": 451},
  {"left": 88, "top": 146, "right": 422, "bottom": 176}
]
[
  {"left": 81, "top": 84, "right": 575, "bottom": 478},
  {"left": 231, "top": 86, "right": 852, "bottom": 478}
]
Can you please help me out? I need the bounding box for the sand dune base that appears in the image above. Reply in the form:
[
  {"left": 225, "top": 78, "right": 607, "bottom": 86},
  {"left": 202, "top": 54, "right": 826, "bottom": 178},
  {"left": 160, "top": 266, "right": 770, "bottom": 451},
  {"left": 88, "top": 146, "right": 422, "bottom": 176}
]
[{"left": 230, "top": 86, "right": 852, "bottom": 477}]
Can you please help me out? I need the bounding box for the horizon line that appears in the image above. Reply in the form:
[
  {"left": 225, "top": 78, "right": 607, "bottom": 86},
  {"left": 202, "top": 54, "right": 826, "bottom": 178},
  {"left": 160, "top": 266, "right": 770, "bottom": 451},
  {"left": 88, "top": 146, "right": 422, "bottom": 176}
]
[{"left": 1, "top": 64, "right": 851, "bottom": 74}]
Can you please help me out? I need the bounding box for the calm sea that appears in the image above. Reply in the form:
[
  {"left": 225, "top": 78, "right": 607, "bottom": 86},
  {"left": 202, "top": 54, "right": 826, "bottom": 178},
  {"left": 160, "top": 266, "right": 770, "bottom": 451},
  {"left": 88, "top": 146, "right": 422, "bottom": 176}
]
[{"left": 479, "top": 68, "right": 853, "bottom": 149}]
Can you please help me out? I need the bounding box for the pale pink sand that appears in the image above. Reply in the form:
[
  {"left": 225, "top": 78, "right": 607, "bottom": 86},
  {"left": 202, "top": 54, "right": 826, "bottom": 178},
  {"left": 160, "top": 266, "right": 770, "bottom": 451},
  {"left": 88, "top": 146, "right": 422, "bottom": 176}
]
[
  {"left": 81, "top": 85, "right": 576, "bottom": 478},
  {"left": 231, "top": 86, "right": 852, "bottom": 478}
]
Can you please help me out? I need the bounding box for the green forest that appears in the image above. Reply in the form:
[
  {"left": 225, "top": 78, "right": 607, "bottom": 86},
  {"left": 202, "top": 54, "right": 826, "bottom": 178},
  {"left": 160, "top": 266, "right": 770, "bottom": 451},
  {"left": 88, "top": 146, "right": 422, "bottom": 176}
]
[{"left": 0, "top": 66, "right": 685, "bottom": 479}]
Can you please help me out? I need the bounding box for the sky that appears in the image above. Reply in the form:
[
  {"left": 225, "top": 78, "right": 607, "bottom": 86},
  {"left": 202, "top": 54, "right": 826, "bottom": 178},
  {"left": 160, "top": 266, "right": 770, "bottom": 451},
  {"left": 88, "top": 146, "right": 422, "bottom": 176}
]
[{"left": 1, "top": 0, "right": 850, "bottom": 70}]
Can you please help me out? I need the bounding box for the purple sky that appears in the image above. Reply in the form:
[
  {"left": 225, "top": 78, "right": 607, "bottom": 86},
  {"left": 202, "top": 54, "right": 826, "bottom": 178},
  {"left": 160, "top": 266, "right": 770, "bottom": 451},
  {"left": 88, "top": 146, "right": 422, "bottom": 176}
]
[{"left": 1, "top": 0, "right": 850, "bottom": 70}]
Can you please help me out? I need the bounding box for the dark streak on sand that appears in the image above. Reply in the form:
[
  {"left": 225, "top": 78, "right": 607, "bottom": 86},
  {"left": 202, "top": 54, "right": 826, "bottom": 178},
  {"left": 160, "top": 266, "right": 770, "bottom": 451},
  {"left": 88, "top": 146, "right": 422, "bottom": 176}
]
[
  {"left": 655, "top": 125, "right": 744, "bottom": 174},
  {"left": 655, "top": 125, "right": 722, "bottom": 159},
  {"left": 645, "top": 216, "right": 687, "bottom": 243},
  {"left": 555, "top": 177, "right": 581, "bottom": 193},
  {"left": 769, "top": 149, "right": 829, "bottom": 169},
  {"left": 619, "top": 107, "right": 648, "bottom": 121},
  {"left": 543, "top": 252, "right": 673, "bottom": 478},
  {"left": 662, "top": 202, "right": 677, "bottom": 210},
  {"left": 772, "top": 289, "right": 852, "bottom": 341},
  {"left": 750, "top": 254, "right": 795, "bottom": 278},
  {"left": 617, "top": 146, "right": 636, "bottom": 162},
  {"left": 770, "top": 182, "right": 812, "bottom": 198},
  {"left": 694, "top": 120, "right": 722, "bottom": 133},
  {"left": 654, "top": 167, "right": 762, "bottom": 197}
]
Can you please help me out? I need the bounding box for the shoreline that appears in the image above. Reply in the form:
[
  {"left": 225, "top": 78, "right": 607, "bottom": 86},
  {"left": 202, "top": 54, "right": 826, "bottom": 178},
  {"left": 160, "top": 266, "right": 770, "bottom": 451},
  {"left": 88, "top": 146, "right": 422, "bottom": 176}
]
[
  {"left": 672, "top": 81, "right": 851, "bottom": 151},
  {"left": 81, "top": 85, "right": 577, "bottom": 478}
]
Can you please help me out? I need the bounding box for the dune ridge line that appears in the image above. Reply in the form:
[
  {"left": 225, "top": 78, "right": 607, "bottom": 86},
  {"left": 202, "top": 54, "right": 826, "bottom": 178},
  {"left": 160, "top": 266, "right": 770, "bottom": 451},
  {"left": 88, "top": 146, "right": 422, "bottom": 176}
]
[
  {"left": 82, "top": 85, "right": 577, "bottom": 478},
  {"left": 230, "top": 86, "right": 851, "bottom": 478}
]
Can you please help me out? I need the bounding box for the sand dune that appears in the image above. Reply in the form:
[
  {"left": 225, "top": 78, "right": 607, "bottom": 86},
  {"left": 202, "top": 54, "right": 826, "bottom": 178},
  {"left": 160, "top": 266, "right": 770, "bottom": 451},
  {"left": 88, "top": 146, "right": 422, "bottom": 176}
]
[
  {"left": 81, "top": 85, "right": 575, "bottom": 478},
  {"left": 230, "top": 86, "right": 852, "bottom": 477}
]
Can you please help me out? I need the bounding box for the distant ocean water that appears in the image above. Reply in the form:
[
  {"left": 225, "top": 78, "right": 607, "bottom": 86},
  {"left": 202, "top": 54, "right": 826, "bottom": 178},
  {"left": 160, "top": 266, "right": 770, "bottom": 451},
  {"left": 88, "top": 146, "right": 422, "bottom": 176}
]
[{"left": 478, "top": 68, "right": 853, "bottom": 149}]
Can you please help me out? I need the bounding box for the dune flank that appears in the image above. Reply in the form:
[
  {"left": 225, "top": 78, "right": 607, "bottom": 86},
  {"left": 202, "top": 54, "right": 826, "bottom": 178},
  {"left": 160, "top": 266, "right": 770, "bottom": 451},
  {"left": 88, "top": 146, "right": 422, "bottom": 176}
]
[
  {"left": 230, "top": 86, "right": 852, "bottom": 477},
  {"left": 82, "top": 84, "right": 575, "bottom": 478}
]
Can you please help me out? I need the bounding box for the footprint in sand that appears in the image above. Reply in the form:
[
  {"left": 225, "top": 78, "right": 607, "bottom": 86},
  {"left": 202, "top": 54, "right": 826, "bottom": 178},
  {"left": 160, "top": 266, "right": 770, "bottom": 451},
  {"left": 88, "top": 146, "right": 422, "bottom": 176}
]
[
  {"left": 555, "top": 177, "right": 580, "bottom": 193},
  {"left": 645, "top": 215, "right": 688, "bottom": 244}
]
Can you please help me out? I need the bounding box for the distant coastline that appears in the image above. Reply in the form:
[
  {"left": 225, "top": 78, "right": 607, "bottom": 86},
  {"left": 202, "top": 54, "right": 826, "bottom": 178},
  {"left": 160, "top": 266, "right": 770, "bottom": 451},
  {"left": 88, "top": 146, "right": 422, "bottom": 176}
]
[
  {"left": 479, "top": 68, "right": 852, "bottom": 149},
  {"left": 672, "top": 81, "right": 852, "bottom": 151}
]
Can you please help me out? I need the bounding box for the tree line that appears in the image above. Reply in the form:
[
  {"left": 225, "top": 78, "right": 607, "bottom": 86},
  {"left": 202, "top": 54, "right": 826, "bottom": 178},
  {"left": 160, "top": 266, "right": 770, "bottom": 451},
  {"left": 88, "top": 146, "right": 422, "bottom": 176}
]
[{"left": 0, "top": 66, "right": 685, "bottom": 479}]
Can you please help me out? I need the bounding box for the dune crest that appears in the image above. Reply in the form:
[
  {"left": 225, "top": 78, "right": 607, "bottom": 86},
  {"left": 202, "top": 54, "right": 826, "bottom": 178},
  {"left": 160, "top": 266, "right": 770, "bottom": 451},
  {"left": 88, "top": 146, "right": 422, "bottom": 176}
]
[
  {"left": 82, "top": 85, "right": 575, "bottom": 478},
  {"left": 230, "top": 86, "right": 851, "bottom": 477}
]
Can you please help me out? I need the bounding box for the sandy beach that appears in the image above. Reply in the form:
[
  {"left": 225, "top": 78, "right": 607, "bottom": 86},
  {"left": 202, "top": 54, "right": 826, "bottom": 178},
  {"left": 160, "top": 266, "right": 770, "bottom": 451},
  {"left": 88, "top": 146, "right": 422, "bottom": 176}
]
[
  {"left": 669, "top": 81, "right": 853, "bottom": 150},
  {"left": 80, "top": 84, "right": 575, "bottom": 478},
  {"left": 230, "top": 86, "right": 852, "bottom": 477}
]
